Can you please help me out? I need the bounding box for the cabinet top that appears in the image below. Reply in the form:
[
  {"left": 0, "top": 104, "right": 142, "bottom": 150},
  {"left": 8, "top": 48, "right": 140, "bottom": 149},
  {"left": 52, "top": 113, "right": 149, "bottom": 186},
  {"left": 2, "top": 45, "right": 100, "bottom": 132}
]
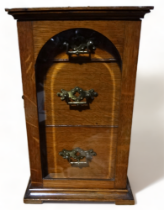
[{"left": 5, "top": 6, "right": 154, "bottom": 21}]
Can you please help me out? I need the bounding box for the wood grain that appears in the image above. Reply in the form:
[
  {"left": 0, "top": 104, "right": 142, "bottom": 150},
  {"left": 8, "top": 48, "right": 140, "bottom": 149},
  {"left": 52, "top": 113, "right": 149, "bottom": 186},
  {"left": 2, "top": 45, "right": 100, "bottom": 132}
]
[
  {"left": 5, "top": 6, "right": 153, "bottom": 21},
  {"left": 44, "top": 62, "right": 121, "bottom": 126},
  {"left": 24, "top": 178, "right": 134, "bottom": 204},
  {"left": 32, "top": 21, "right": 125, "bottom": 61},
  {"left": 43, "top": 179, "right": 115, "bottom": 189},
  {"left": 42, "top": 127, "right": 118, "bottom": 180},
  {"left": 114, "top": 21, "right": 141, "bottom": 188},
  {"left": 17, "top": 21, "right": 42, "bottom": 187}
]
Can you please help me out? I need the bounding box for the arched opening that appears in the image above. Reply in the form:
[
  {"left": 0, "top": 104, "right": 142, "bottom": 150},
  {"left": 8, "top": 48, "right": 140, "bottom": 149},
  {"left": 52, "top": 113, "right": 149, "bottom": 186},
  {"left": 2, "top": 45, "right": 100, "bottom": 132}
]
[{"left": 35, "top": 28, "right": 122, "bottom": 179}]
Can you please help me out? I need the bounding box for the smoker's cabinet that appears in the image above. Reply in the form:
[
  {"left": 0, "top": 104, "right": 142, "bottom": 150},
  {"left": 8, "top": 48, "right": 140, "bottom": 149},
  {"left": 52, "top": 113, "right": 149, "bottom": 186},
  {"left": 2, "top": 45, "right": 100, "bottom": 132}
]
[{"left": 6, "top": 7, "right": 153, "bottom": 205}]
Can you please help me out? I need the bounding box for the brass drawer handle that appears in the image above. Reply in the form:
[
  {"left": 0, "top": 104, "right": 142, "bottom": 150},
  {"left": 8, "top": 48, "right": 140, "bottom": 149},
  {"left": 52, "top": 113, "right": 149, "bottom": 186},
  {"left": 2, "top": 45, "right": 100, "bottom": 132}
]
[
  {"left": 59, "top": 147, "right": 96, "bottom": 167},
  {"left": 63, "top": 30, "right": 96, "bottom": 55},
  {"left": 57, "top": 86, "right": 98, "bottom": 106},
  {"left": 63, "top": 40, "right": 96, "bottom": 55}
]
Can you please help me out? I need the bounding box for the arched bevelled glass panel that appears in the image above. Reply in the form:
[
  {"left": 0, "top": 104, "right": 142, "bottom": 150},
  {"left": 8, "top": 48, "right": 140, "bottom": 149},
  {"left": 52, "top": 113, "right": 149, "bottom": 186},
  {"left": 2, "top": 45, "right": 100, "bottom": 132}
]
[{"left": 35, "top": 28, "right": 122, "bottom": 180}]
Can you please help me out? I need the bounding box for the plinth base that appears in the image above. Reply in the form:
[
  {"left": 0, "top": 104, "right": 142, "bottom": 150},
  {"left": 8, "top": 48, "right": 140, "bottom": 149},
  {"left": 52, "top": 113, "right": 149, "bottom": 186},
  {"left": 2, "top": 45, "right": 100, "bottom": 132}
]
[{"left": 24, "top": 177, "right": 134, "bottom": 205}]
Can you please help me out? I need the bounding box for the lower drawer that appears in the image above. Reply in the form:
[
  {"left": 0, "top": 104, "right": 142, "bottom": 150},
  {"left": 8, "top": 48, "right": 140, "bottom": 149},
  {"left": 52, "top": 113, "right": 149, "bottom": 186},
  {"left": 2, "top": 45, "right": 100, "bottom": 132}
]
[{"left": 41, "top": 126, "right": 118, "bottom": 180}]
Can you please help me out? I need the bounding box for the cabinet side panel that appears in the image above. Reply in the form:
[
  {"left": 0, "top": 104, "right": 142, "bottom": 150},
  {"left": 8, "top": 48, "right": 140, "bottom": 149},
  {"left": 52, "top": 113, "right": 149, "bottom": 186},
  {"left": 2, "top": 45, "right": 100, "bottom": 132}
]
[
  {"left": 17, "top": 21, "right": 43, "bottom": 187},
  {"left": 114, "top": 21, "right": 141, "bottom": 188}
]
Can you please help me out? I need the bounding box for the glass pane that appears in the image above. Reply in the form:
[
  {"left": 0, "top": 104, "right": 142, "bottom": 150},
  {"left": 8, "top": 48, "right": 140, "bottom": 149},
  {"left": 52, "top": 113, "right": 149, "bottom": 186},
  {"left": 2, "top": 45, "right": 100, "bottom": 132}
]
[{"left": 35, "top": 28, "right": 122, "bottom": 180}]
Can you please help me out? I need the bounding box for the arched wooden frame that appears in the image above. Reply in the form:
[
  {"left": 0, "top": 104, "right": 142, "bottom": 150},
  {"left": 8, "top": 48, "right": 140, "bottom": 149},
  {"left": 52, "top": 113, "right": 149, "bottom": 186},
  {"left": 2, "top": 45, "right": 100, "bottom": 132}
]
[
  {"left": 35, "top": 28, "right": 122, "bottom": 179},
  {"left": 35, "top": 28, "right": 122, "bottom": 77}
]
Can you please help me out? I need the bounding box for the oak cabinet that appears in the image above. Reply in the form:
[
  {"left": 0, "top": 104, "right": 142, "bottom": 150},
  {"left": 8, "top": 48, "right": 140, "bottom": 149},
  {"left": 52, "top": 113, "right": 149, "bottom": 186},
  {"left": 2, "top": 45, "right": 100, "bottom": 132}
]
[{"left": 6, "top": 6, "right": 153, "bottom": 205}]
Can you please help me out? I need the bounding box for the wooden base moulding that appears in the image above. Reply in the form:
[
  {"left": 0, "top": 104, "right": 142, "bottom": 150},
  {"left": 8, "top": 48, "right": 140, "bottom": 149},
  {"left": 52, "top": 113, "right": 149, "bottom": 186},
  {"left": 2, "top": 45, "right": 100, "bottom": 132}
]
[{"left": 24, "top": 177, "right": 134, "bottom": 205}]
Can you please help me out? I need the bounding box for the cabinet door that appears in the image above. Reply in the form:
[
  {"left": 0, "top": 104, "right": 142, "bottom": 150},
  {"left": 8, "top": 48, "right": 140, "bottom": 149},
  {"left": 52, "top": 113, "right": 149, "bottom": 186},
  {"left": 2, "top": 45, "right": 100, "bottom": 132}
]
[
  {"left": 32, "top": 21, "right": 141, "bottom": 189},
  {"left": 35, "top": 27, "right": 122, "bottom": 188}
]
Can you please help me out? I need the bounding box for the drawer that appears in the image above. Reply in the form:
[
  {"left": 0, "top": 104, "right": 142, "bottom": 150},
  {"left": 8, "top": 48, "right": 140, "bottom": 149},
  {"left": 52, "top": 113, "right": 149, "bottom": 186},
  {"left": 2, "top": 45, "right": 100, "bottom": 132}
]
[
  {"left": 41, "top": 127, "right": 118, "bottom": 180},
  {"left": 43, "top": 62, "right": 121, "bottom": 126}
]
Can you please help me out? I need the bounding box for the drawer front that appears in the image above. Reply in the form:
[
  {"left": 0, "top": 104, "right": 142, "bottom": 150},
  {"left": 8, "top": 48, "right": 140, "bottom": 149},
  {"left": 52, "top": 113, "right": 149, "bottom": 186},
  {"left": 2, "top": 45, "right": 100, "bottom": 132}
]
[
  {"left": 42, "top": 127, "right": 118, "bottom": 180},
  {"left": 44, "top": 62, "right": 121, "bottom": 126}
]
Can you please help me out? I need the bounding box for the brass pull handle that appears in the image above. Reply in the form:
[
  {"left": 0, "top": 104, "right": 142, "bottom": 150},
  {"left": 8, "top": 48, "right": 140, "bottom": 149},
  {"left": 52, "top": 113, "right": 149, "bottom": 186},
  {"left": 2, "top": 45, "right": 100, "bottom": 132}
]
[
  {"left": 63, "top": 40, "right": 96, "bottom": 55},
  {"left": 57, "top": 86, "right": 98, "bottom": 106},
  {"left": 59, "top": 147, "right": 96, "bottom": 168},
  {"left": 63, "top": 30, "right": 96, "bottom": 55}
]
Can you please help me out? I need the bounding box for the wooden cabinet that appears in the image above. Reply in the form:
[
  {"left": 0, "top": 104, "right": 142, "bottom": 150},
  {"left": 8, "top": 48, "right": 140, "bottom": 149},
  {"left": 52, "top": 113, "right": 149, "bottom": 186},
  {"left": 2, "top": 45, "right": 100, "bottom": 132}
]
[{"left": 6, "top": 6, "right": 153, "bottom": 205}]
